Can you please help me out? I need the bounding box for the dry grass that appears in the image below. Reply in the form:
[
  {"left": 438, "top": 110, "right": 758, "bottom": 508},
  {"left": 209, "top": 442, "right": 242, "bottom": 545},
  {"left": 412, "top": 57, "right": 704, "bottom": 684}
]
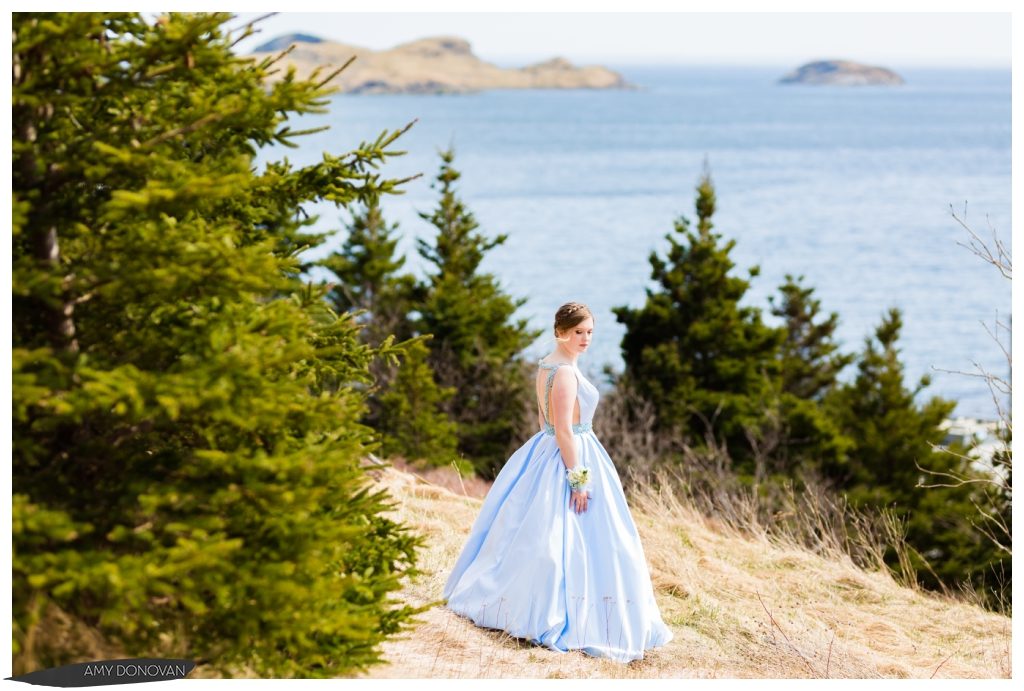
[
  {"left": 358, "top": 461, "right": 1012, "bottom": 679},
  {"left": 16, "top": 456, "right": 1010, "bottom": 680}
]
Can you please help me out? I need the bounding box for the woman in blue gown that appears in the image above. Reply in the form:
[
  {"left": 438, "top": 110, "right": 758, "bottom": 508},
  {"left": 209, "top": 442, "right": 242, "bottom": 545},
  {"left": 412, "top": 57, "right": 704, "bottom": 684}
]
[{"left": 442, "top": 302, "right": 673, "bottom": 663}]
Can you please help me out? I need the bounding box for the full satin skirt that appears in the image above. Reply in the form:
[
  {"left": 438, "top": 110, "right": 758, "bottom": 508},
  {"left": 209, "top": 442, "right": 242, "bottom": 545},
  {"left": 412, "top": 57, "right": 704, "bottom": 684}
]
[{"left": 442, "top": 429, "right": 673, "bottom": 663}]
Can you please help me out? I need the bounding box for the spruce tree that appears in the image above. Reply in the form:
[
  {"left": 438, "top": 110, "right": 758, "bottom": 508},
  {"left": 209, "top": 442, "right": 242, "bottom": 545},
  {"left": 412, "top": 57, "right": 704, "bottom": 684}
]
[
  {"left": 769, "top": 274, "right": 855, "bottom": 400},
  {"left": 764, "top": 274, "right": 855, "bottom": 475},
  {"left": 612, "top": 169, "right": 785, "bottom": 475},
  {"left": 824, "top": 308, "right": 987, "bottom": 596},
  {"left": 414, "top": 148, "right": 541, "bottom": 477},
  {"left": 376, "top": 338, "right": 461, "bottom": 468},
  {"left": 317, "top": 199, "right": 458, "bottom": 464},
  {"left": 320, "top": 199, "right": 419, "bottom": 345},
  {"left": 13, "top": 12, "right": 429, "bottom": 677}
]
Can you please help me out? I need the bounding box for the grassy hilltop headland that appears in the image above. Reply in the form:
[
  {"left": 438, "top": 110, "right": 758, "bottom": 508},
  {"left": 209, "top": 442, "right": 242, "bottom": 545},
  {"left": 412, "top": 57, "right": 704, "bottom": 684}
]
[
  {"left": 246, "top": 33, "right": 632, "bottom": 94},
  {"left": 352, "top": 459, "right": 1010, "bottom": 679}
]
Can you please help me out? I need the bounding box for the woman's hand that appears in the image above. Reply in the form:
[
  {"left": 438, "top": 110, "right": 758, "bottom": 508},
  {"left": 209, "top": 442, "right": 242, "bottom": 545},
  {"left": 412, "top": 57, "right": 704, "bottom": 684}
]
[{"left": 570, "top": 489, "right": 589, "bottom": 514}]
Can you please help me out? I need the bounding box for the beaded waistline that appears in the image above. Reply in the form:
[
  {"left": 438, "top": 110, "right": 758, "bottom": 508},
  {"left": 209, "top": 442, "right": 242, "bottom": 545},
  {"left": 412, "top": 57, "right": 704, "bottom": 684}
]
[{"left": 543, "top": 422, "right": 592, "bottom": 436}]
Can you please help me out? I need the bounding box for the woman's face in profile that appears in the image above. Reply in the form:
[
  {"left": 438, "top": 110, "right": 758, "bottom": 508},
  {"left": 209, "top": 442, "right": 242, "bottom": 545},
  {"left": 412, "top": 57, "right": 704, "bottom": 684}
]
[{"left": 561, "top": 317, "right": 594, "bottom": 353}]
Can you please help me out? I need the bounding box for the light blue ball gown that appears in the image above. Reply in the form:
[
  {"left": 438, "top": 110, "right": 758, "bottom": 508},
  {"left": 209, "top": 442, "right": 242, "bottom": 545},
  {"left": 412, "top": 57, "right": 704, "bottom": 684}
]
[{"left": 442, "top": 358, "right": 674, "bottom": 663}]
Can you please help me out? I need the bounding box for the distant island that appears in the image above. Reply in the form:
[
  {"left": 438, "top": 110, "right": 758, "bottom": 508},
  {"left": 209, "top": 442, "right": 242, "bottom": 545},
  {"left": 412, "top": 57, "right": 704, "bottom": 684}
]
[
  {"left": 779, "top": 60, "right": 905, "bottom": 86},
  {"left": 247, "top": 33, "right": 631, "bottom": 94}
]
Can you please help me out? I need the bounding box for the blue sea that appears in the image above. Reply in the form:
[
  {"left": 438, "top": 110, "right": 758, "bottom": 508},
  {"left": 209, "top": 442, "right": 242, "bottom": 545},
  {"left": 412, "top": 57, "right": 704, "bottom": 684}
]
[{"left": 259, "top": 65, "right": 1011, "bottom": 420}]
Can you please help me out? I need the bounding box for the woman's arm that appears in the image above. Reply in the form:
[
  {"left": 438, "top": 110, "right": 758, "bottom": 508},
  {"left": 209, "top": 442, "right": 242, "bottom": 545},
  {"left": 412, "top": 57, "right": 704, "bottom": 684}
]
[
  {"left": 549, "top": 367, "right": 589, "bottom": 514},
  {"left": 548, "top": 367, "right": 580, "bottom": 471}
]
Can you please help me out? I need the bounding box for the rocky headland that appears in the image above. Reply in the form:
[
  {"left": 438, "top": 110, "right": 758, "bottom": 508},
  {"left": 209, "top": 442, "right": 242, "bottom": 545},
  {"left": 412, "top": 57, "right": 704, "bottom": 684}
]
[{"left": 247, "top": 33, "right": 631, "bottom": 94}]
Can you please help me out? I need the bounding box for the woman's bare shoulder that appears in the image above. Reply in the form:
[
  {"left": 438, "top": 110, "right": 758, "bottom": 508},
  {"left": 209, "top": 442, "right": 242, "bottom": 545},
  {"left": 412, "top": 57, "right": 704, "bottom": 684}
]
[{"left": 549, "top": 364, "right": 578, "bottom": 388}]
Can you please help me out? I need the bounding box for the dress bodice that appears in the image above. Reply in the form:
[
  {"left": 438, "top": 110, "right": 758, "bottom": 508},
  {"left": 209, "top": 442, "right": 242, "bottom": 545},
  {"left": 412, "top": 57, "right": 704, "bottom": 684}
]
[{"left": 538, "top": 359, "right": 600, "bottom": 435}]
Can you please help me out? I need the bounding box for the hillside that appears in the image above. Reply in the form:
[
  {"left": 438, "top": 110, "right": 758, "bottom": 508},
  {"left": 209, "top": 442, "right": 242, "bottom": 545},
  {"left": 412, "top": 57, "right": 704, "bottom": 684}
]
[
  {"left": 246, "top": 34, "right": 631, "bottom": 94},
  {"left": 357, "top": 460, "right": 1010, "bottom": 679}
]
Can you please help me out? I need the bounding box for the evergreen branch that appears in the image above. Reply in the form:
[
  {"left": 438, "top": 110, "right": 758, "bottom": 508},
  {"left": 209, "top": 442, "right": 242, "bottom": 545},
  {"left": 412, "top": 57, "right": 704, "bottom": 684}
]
[
  {"left": 385, "top": 172, "right": 423, "bottom": 189},
  {"left": 256, "top": 41, "right": 298, "bottom": 73},
  {"left": 227, "top": 12, "right": 277, "bottom": 50},
  {"left": 312, "top": 55, "right": 357, "bottom": 90},
  {"left": 139, "top": 110, "right": 236, "bottom": 149},
  {"left": 276, "top": 124, "right": 332, "bottom": 140}
]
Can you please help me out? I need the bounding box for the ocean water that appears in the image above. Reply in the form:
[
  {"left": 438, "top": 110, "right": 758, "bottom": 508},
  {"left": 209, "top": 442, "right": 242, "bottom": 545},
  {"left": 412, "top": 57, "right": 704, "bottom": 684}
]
[{"left": 259, "top": 65, "right": 1011, "bottom": 420}]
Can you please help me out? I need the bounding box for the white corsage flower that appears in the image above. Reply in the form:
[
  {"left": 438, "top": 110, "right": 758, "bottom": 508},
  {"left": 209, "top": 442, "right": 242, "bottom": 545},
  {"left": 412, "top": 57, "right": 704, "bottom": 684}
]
[{"left": 566, "top": 466, "right": 590, "bottom": 492}]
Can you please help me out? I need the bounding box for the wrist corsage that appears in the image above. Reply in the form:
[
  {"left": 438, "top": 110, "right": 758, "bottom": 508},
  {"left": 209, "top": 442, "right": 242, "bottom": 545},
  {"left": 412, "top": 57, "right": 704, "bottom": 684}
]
[{"left": 566, "top": 466, "right": 590, "bottom": 492}]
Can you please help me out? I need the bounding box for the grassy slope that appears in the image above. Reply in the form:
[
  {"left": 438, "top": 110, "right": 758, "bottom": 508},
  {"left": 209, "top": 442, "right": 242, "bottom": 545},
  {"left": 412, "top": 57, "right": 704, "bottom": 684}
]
[{"left": 358, "top": 460, "right": 1011, "bottom": 679}]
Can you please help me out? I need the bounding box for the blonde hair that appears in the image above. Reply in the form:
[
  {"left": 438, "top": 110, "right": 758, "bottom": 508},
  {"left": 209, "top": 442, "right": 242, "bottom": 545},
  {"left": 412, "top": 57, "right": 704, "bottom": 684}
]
[{"left": 553, "top": 302, "right": 594, "bottom": 343}]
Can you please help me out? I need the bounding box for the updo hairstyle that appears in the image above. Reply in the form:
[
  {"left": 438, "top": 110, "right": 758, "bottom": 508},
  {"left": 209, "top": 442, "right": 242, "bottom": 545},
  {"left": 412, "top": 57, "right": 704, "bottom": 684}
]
[{"left": 553, "top": 302, "right": 594, "bottom": 342}]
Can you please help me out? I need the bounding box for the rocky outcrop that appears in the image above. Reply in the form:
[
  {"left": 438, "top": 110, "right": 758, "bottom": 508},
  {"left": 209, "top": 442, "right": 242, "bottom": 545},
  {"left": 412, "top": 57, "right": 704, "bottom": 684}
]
[
  {"left": 247, "top": 34, "right": 631, "bottom": 93},
  {"left": 779, "top": 60, "right": 905, "bottom": 86}
]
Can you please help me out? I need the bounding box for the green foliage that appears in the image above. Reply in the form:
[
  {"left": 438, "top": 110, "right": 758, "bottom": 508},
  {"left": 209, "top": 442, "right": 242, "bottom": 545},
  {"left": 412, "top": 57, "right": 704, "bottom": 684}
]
[
  {"left": 320, "top": 198, "right": 420, "bottom": 346},
  {"left": 13, "top": 12, "right": 430, "bottom": 677},
  {"left": 823, "top": 308, "right": 954, "bottom": 494},
  {"left": 769, "top": 274, "right": 855, "bottom": 401},
  {"left": 611, "top": 165, "right": 1007, "bottom": 610},
  {"left": 612, "top": 169, "right": 786, "bottom": 474},
  {"left": 377, "top": 338, "right": 461, "bottom": 467},
  {"left": 761, "top": 274, "right": 856, "bottom": 475},
  {"left": 316, "top": 198, "right": 459, "bottom": 463},
  {"left": 413, "top": 149, "right": 541, "bottom": 477},
  {"left": 823, "top": 308, "right": 994, "bottom": 598}
]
